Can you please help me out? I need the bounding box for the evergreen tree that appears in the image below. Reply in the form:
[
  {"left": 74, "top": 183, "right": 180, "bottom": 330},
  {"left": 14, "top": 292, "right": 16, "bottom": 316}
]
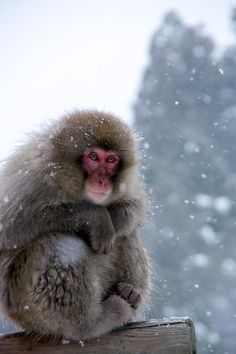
[
  {"left": 216, "top": 8, "right": 236, "bottom": 172},
  {"left": 134, "top": 11, "right": 236, "bottom": 354}
]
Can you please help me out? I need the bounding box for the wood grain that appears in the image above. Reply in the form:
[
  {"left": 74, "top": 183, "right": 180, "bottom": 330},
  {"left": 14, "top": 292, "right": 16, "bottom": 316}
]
[{"left": 0, "top": 318, "right": 197, "bottom": 354}]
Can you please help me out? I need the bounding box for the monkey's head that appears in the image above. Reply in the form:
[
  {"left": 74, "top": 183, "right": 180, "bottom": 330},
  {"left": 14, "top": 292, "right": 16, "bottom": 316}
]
[{"left": 50, "top": 111, "right": 139, "bottom": 204}]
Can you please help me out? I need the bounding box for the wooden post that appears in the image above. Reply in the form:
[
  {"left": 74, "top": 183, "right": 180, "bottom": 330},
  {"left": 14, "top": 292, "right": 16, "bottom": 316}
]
[{"left": 0, "top": 317, "right": 197, "bottom": 354}]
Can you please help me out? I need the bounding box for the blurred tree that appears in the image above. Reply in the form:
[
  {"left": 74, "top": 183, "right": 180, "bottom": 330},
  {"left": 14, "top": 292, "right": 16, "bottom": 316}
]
[
  {"left": 134, "top": 11, "right": 236, "bottom": 354},
  {"left": 216, "top": 8, "right": 236, "bottom": 172}
]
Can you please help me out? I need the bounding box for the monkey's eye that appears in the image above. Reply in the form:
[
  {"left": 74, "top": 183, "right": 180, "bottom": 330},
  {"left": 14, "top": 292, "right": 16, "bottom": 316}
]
[
  {"left": 106, "top": 154, "right": 117, "bottom": 163},
  {"left": 88, "top": 152, "right": 99, "bottom": 161}
]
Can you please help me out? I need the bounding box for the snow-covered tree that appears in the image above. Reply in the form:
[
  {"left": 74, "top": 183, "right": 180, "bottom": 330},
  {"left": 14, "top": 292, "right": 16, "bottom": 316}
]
[{"left": 134, "top": 11, "right": 236, "bottom": 354}]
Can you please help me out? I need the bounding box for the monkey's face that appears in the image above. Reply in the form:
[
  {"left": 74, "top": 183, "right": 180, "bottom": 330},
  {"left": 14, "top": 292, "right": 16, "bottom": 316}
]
[
  {"left": 51, "top": 111, "right": 138, "bottom": 204},
  {"left": 82, "top": 148, "right": 121, "bottom": 204}
]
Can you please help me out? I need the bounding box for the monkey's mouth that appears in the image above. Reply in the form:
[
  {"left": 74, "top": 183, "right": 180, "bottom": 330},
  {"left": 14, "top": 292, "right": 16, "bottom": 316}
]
[
  {"left": 87, "top": 188, "right": 107, "bottom": 196},
  {"left": 86, "top": 187, "right": 112, "bottom": 204}
]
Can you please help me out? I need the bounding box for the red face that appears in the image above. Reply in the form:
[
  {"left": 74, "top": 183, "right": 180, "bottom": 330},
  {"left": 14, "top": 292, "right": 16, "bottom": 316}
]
[{"left": 82, "top": 148, "right": 121, "bottom": 204}]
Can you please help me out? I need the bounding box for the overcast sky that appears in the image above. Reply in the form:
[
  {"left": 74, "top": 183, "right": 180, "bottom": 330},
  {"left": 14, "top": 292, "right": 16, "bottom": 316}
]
[{"left": 0, "top": 0, "right": 236, "bottom": 160}]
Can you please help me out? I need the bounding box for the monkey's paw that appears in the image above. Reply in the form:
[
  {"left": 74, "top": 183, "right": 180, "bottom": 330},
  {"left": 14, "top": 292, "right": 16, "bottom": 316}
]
[
  {"left": 90, "top": 234, "right": 116, "bottom": 254},
  {"left": 116, "top": 282, "right": 141, "bottom": 309}
]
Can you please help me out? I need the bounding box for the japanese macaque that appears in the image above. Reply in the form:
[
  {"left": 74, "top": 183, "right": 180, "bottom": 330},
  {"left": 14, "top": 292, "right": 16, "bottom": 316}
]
[{"left": 0, "top": 111, "right": 150, "bottom": 341}]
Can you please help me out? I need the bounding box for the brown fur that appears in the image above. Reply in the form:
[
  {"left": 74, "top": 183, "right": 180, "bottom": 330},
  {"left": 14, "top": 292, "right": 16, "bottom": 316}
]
[{"left": 0, "top": 110, "right": 150, "bottom": 340}]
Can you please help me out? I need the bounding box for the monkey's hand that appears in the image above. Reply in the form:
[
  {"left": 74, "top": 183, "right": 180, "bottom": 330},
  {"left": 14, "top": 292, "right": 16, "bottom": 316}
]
[
  {"left": 73, "top": 204, "right": 116, "bottom": 254},
  {"left": 107, "top": 199, "right": 145, "bottom": 238},
  {"left": 116, "top": 282, "right": 141, "bottom": 309}
]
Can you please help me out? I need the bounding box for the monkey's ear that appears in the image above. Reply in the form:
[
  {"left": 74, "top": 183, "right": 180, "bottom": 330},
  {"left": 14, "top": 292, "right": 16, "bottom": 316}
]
[
  {"left": 50, "top": 124, "right": 89, "bottom": 163},
  {"left": 50, "top": 127, "right": 66, "bottom": 154},
  {"left": 51, "top": 127, "right": 66, "bottom": 144}
]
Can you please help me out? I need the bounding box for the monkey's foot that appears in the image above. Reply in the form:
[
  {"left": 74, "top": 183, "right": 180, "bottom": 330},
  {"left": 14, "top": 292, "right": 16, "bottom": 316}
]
[{"left": 116, "top": 282, "right": 141, "bottom": 309}]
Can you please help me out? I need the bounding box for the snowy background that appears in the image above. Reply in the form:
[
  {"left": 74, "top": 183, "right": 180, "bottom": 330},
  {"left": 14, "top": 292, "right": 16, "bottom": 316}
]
[
  {"left": 0, "top": 0, "right": 235, "bottom": 160},
  {"left": 1, "top": 1, "right": 236, "bottom": 353}
]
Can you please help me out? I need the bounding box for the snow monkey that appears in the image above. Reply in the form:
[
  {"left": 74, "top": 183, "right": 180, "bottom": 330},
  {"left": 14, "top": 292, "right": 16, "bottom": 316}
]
[{"left": 0, "top": 111, "right": 150, "bottom": 340}]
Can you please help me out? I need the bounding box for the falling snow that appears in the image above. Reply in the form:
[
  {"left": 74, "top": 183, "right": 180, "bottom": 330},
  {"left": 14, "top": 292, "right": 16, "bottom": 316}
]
[
  {"left": 221, "top": 258, "right": 236, "bottom": 276},
  {"left": 199, "top": 225, "right": 218, "bottom": 245},
  {"left": 190, "top": 253, "right": 210, "bottom": 268},
  {"left": 195, "top": 193, "right": 213, "bottom": 208},
  {"left": 0, "top": 8, "right": 235, "bottom": 354},
  {"left": 213, "top": 196, "right": 231, "bottom": 215}
]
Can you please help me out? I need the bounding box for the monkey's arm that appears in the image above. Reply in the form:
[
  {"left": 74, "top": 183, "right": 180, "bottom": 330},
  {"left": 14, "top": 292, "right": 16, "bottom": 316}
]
[
  {"left": 107, "top": 198, "right": 146, "bottom": 238},
  {"left": 1, "top": 202, "right": 115, "bottom": 253},
  {"left": 1, "top": 203, "right": 77, "bottom": 249},
  {"left": 109, "top": 235, "right": 150, "bottom": 310}
]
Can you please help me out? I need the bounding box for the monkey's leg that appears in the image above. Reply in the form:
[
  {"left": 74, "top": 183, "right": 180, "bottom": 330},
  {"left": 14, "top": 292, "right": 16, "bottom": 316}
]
[
  {"left": 88, "top": 294, "right": 133, "bottom": 339},
  {"left": 0, "top": 234, "right": 133, "bottom": 340},
  {"left": 114, "top": 234, "right": 151, "bottom": 315}
]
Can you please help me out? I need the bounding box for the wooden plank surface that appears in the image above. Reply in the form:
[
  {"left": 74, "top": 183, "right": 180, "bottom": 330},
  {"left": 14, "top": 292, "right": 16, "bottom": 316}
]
[{"left": 0, "top": 318, "right": 197, "bottom": 354}]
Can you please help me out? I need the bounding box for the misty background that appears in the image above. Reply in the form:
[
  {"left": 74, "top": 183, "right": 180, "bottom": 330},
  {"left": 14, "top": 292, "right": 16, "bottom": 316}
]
[{"left": 1, "top": 1, "right": 236, "bottom": 353}]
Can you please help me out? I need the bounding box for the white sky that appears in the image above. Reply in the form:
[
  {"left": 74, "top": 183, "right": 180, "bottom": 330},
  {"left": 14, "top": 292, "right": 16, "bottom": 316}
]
[{"left": 0, "top": 0, "right": 236, "bottom": 160}]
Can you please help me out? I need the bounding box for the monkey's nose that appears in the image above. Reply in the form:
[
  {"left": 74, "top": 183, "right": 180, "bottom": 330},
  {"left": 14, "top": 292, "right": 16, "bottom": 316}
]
[{"left": 98, "top": 176, "right": 108, "bottom": 186}]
